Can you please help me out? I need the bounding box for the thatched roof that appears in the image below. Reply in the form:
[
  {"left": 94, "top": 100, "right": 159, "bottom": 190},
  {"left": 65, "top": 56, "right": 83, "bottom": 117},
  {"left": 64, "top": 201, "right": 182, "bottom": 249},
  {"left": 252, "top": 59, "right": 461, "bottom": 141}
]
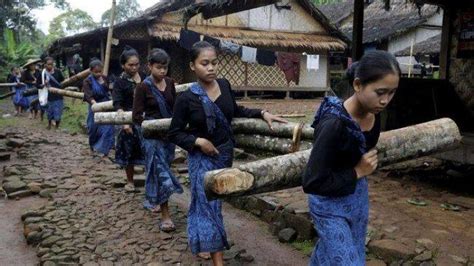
[
  {"left": 50, "top": 0, "right": 348, "bottom": 53},
  {"left": 151, "top": 23, "right": 347, "bottom": 52},
  {"left": 316, "top": 0, "right": 440, "bottom": 44},
  {"left": 316, "top": 0, "right": 354, "bottom": 27},
  {"left": 395, "top": 33, "right": 441, "bottom": 56}
]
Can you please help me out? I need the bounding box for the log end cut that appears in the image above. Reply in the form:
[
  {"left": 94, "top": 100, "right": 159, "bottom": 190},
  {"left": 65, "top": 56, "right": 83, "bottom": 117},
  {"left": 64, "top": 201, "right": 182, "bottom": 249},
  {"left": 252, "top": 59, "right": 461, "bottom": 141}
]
[{"left": 204, "top": 168, "right": 254, "bottom": 199}]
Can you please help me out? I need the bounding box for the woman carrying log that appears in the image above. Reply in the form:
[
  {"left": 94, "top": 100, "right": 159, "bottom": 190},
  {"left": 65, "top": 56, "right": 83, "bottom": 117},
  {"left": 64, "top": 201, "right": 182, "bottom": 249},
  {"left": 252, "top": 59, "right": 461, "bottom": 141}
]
[
  {"left": 168, "top": 41, "right": 286, "bottom": 265},
  {"left": 83, "top": 59, "right": 115, "bottom": 161},
  {"left": 132, "top": 48, "right": 183, "bottom": 231},
  {"left": 7, "top": 66, "right": 28, "bottom": 116},
  {"left": 112, "top": 46, "right": 145, "bottom": 192},
  {"left": 302, "top": 51, "right": 400, "bottom": 266},
  {"left": 21, "top": 59, "right": 41, "bottom": 119},
  {"left": 41, "top": 57, "right": 65, "bottom": 129}
]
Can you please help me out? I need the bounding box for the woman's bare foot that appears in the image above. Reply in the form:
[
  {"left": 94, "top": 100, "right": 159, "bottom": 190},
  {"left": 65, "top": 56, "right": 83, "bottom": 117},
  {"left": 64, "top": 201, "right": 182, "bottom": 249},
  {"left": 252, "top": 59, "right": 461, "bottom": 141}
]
[{"left": 197, "top": 253, "right": 211, "bottom": 260}]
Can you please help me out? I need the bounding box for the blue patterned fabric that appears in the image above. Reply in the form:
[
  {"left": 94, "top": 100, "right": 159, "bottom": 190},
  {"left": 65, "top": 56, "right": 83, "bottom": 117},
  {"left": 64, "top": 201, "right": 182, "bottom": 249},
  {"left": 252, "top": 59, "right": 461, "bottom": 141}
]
[
  {"left": 25, "top": 83, "right": 39, "bottom": 111},
  {"left": 143, "top": 76, "right": 172, "bottom": 118},
  {"left": 12, "top": 76, "right": 29, "bottom": 109},
  {"left": 115, "top": 125, "right": 145, "bottom": 167},
  {"left": 85, "top": 76, "right": 114, "bottom": 156},
  {"left": 142, "top": 138, "right": 183, "bottom": 208},
  {"left": 189, "top": 82, "right": 233, "bottom": 138},
  {"left": 308, "top": 96, "right": 368, "bottom": 266},
  {"left": 46, "top": 99, "right": 63, "bottom": 121},
  {"left": 312, "top": 96, "right": 366, "bottom": 154},
  {"left": 187, "top": 140, "right": 234, "bottom": 254},
  {"left": 187, "top": 82, "right": 235, "bottom": 254}
]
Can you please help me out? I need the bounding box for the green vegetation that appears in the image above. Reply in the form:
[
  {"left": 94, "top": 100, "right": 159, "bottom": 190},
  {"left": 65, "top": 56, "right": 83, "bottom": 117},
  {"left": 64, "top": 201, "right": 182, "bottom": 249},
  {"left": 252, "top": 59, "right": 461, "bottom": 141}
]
[
  {"left": 60, "top": 99, "right": 88, "bottom": 135},
  {"left": 291, "top": 240, "right": 315, "bottom": 256}
]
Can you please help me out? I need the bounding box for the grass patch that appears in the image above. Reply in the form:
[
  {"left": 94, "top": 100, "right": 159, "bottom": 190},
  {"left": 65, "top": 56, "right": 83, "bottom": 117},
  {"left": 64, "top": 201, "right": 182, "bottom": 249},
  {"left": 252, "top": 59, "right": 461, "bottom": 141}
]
[
  {"left": 60, "top": 98, "right": 88, "bottom": 135},
  {"left": 291, "top": 240, "right": 315, "bottom": 256},
  {"left": 0, "top": 115, "right": 20, "bottom": 129}
]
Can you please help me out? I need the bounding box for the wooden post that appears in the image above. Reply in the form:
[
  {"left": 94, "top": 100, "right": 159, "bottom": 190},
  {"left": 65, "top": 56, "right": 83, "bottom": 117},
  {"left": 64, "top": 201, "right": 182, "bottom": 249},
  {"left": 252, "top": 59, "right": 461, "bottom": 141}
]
[
  {"left": 103, "top": 0, "right": 117, "bottom": 76},
  {"left": 352, "top": 0, "right": 364, "bottom": 61},
  {"left": 100, "top": 39, "right": 105, "bottom": 62},
  {"left": 408, "top": 38, "right": 415, "bottom": 78},
  {"left": 439, "top": 7, "right": 452, "bottom": 80}
]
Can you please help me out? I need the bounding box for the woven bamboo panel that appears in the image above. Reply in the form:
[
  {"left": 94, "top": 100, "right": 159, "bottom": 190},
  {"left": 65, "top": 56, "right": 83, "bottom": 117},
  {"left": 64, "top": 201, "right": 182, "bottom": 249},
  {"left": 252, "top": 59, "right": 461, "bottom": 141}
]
[
  {"left": 168, "top": 49, "right": 185, "bottom": 84},
  {"left": 247, "top": 63, "right": 288, "bottom": 87},
  {"left": 217, "top": 53, "right": 246, "bottom": 86},
  {"left": 116, "top": 25, "right": 149, "bottom": 40}
]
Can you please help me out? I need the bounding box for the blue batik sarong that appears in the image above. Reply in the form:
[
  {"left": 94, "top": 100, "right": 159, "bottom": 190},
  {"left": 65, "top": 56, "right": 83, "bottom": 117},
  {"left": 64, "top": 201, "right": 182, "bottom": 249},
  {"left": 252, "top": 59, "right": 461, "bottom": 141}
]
[
  {"left": 142, "top": 76, "right": 183, "bottom": 209},
  {"left": 25, "top": 83, "right": 39, "bottom": 111},
  {"left": 86, "top": 75, "right": 115, "bottom": 156},
  {"left": 45, "top": 71, "right": 63, "bottom": 121},
  {"left": 186, "top": 82, "right": 234, "bottom": 254},
  {"left": 308, "top": 96, "right": 368, "bottom": 266},
  {"left": 46, "top": 99, "right": 63, "bottom": 121},
  {"left": 12, "top": 77, "right": 29, "bottom": 109}
]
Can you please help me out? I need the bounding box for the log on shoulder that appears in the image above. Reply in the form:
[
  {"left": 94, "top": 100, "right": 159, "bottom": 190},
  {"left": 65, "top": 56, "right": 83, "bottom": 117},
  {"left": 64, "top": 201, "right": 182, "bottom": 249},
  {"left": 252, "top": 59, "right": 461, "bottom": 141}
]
[
  {"left": 91, "top": 101, "right": 114, "bottom": 112},
  {"left": 94, "top": 111, "right": 132, "bottom": 125},
  {"left": 204, "top": 118, "right": 462, "bottom": 199}
]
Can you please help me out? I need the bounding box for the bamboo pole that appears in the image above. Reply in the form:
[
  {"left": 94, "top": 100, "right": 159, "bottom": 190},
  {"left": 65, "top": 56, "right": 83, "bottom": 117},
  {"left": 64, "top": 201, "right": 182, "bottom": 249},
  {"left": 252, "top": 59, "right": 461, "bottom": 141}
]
[
  {"left": 203, "top": 118, "right": 462, "bottom": 199},
  {"left": 48, "top": 87, "right": 84, "bottom": 99},
  {"left": 103, "top": 0, "right": 117, "bottom": 76},
  {"left": 61, "top": 69, "right": 90, "bottom": 88},
  {"left": 0, "top": 83, "right": 18, "bottom": 87},
  {"left": 0, "top": 91, "right": 15, "bottom": 99}
]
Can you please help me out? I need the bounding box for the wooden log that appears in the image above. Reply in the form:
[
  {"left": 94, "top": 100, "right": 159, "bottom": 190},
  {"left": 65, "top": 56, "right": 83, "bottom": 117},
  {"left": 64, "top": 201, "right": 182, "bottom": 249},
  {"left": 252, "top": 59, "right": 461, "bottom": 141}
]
[
  {"left": 91, "top": 101, "right": 114, "bottom": 112},
  {"left": 0, "top": 83, "right": 18, "bottom": 87},
  {"left": 94, "top": 111, "right": 132, "bottom": 125},
  {"left": 234, "top": 134, "right": 312, "bottom": 154},
  {"left": 0, "top": 91, "right": 15, "bottom": 99},
  {"left": 60, "top": 69, "right": 91, "bottom": 88},
  {"left": 142, "top": 118, "right": 172, "bottom": 138},
  {"left": 90, "top": 82, "right": 193, "bottom": 112},
  {"left": 203, "top": 118, "right": 462, "bottom": 199},
  {"left": 48, "top": 87, "right": 84, "bottom": 99},
  {"left": 232, "top": 118, "right": 314, "bottom": 140}
]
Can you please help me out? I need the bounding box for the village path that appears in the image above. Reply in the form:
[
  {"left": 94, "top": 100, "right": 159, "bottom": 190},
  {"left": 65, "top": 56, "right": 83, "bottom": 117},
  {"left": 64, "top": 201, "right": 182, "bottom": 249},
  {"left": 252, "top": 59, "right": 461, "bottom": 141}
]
[{"left": 0, "top": 103, "right": 308, "bottom": 265}]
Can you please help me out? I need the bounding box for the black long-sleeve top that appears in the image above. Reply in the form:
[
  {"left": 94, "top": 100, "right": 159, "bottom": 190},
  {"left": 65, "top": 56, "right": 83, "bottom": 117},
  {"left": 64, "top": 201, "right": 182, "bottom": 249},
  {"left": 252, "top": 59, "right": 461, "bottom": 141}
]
[
  {"left": 302, "top": 111, "right": 380, "bottom": 197},
  {"left": 20, "top": 70, "right": 40, "bottom": 87},
  {"left": 132, "top": 77, "right": 176, "bottom": 125},
  {"left": 112, "top": 72, "right": 146, "bottom": 111},
  {"left": 168, "top": 78, "right": 263, "bottom": 152},
  {"left": 82, "top": 75, "right": 110, "bottom": 104}
]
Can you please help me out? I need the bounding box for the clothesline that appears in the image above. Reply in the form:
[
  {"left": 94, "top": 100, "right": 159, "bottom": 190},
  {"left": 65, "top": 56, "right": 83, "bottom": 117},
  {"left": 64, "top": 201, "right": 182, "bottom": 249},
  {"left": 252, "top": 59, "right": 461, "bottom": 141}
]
[{"left": 178, "top": 28, "right": 321, "bottom": 85}]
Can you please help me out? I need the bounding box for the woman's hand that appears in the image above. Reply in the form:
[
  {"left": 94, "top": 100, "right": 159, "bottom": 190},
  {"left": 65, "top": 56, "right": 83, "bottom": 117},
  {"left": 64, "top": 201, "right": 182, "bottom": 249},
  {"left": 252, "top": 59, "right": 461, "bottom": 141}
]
[
  {"left": 195, "top": 138, "right": 219, "bottom": 156},
  {"left": 354, "top": 149, "right": 378, "bottom": 178},
  {"left": 91, "top": 100, "right": 97, "bottom": 105},
  {"left": 262, "top": 111, "right": 288, "bottom": 131},
  {"left": 123, "top": 124, "right": 133, "bottom": 134}
]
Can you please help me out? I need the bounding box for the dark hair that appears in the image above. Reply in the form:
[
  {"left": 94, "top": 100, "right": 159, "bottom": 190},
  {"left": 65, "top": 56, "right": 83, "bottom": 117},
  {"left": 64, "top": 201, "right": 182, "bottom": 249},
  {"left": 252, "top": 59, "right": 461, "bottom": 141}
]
[
  {"left": 148, "top": 48, "right": 170, "bottom": 65},
  {"left": 44, "top": 56, "right": 54, "bottom": 63},
  {"left": 190, "top": 41, "right": 217, "bottom": 63},
  {"left": 346, "top": 50, "right": 400, "bottom": 87},
  {"left": 120, "top": 45, "right": 139, "bottom": 65},
  {"left": 11, "top": 66, "right": 18, "bottom": 72},
  {"left": 89, "top": 58, "right": 103, "bottom": 70}
]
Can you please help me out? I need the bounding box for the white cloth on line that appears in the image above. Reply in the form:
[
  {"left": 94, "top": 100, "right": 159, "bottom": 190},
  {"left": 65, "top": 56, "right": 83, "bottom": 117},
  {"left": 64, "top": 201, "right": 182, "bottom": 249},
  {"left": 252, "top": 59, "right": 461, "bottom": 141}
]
[
  {"left": 307, "top": 54, "right": 320, "bottom": 70},
  {"left": 241, "top": 46, "right": 257, "bottom": 63}
]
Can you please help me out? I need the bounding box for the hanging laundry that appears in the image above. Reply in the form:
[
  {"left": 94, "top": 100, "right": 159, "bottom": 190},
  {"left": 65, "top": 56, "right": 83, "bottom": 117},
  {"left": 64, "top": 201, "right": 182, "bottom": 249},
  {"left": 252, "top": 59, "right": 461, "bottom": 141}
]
[
  {"left": 276, "top": 52, "right": 301, "bottom": 85},
  {"left": 219, "top": 40, "right": 241, "bottom": 54},
  {"left": 178, "top": 29, "right": 200, "bottom": 51},
  {"left": 241, "top": 46, "right": 257, "bottom": 63},
  {"left": 256, "top": 49, "right": 276, "bottom": 66},
  {"left": 306, "top": 54, "right": 320, "bottom": 71},
  {"left": 203, "top": 36, "right": 221, "bottom": 49}
]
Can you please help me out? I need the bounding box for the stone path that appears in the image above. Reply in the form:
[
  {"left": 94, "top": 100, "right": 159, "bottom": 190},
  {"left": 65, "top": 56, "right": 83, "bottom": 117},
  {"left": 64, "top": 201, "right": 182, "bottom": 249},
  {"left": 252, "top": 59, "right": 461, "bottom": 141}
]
[{"left": 0, "top": 111, "right": 308, "bottom": 265}]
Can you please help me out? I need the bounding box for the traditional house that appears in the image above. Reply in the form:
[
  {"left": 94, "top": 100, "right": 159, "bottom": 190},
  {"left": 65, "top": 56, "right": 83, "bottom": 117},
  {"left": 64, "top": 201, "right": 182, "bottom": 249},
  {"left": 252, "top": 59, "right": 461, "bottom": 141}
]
[
  {"left": 48, "top": 0, "right": 348, "bottom": 96},
  {"left": 318, "top": 0, "right": 443, "bottom": 60}
]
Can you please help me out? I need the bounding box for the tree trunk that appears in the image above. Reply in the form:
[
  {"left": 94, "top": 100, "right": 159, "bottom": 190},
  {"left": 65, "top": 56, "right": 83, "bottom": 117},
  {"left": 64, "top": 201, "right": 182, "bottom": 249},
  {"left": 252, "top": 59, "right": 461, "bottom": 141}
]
[
  {"left": 60, "top": 69, "right": 91, "bottom": 88},
  {"left": 48, "top": 87, "right": 84, "bottom": 99},
  {"left": 0, "top": 91, "right": 15, "bottom": 99},
  {"left": 235, "top": 134, "right": 312, "bottom": 154},
  {"left": 142, "top": 118, "right": 172, "bottom": 138},
  {"left": 94, "top": 111, "right": 132, "bottom": 125},
  {"left": 91, "top": 101, "right": 114, "bottom": 112},
  {"left": 232, "top": 118, "right": 314, "bottom": 140},
  {"left": 204, "top": 118, "right": 462, "bottom": 199},
  {"left": 90, "top": 83, "right": 193, "bottom": 113}
]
